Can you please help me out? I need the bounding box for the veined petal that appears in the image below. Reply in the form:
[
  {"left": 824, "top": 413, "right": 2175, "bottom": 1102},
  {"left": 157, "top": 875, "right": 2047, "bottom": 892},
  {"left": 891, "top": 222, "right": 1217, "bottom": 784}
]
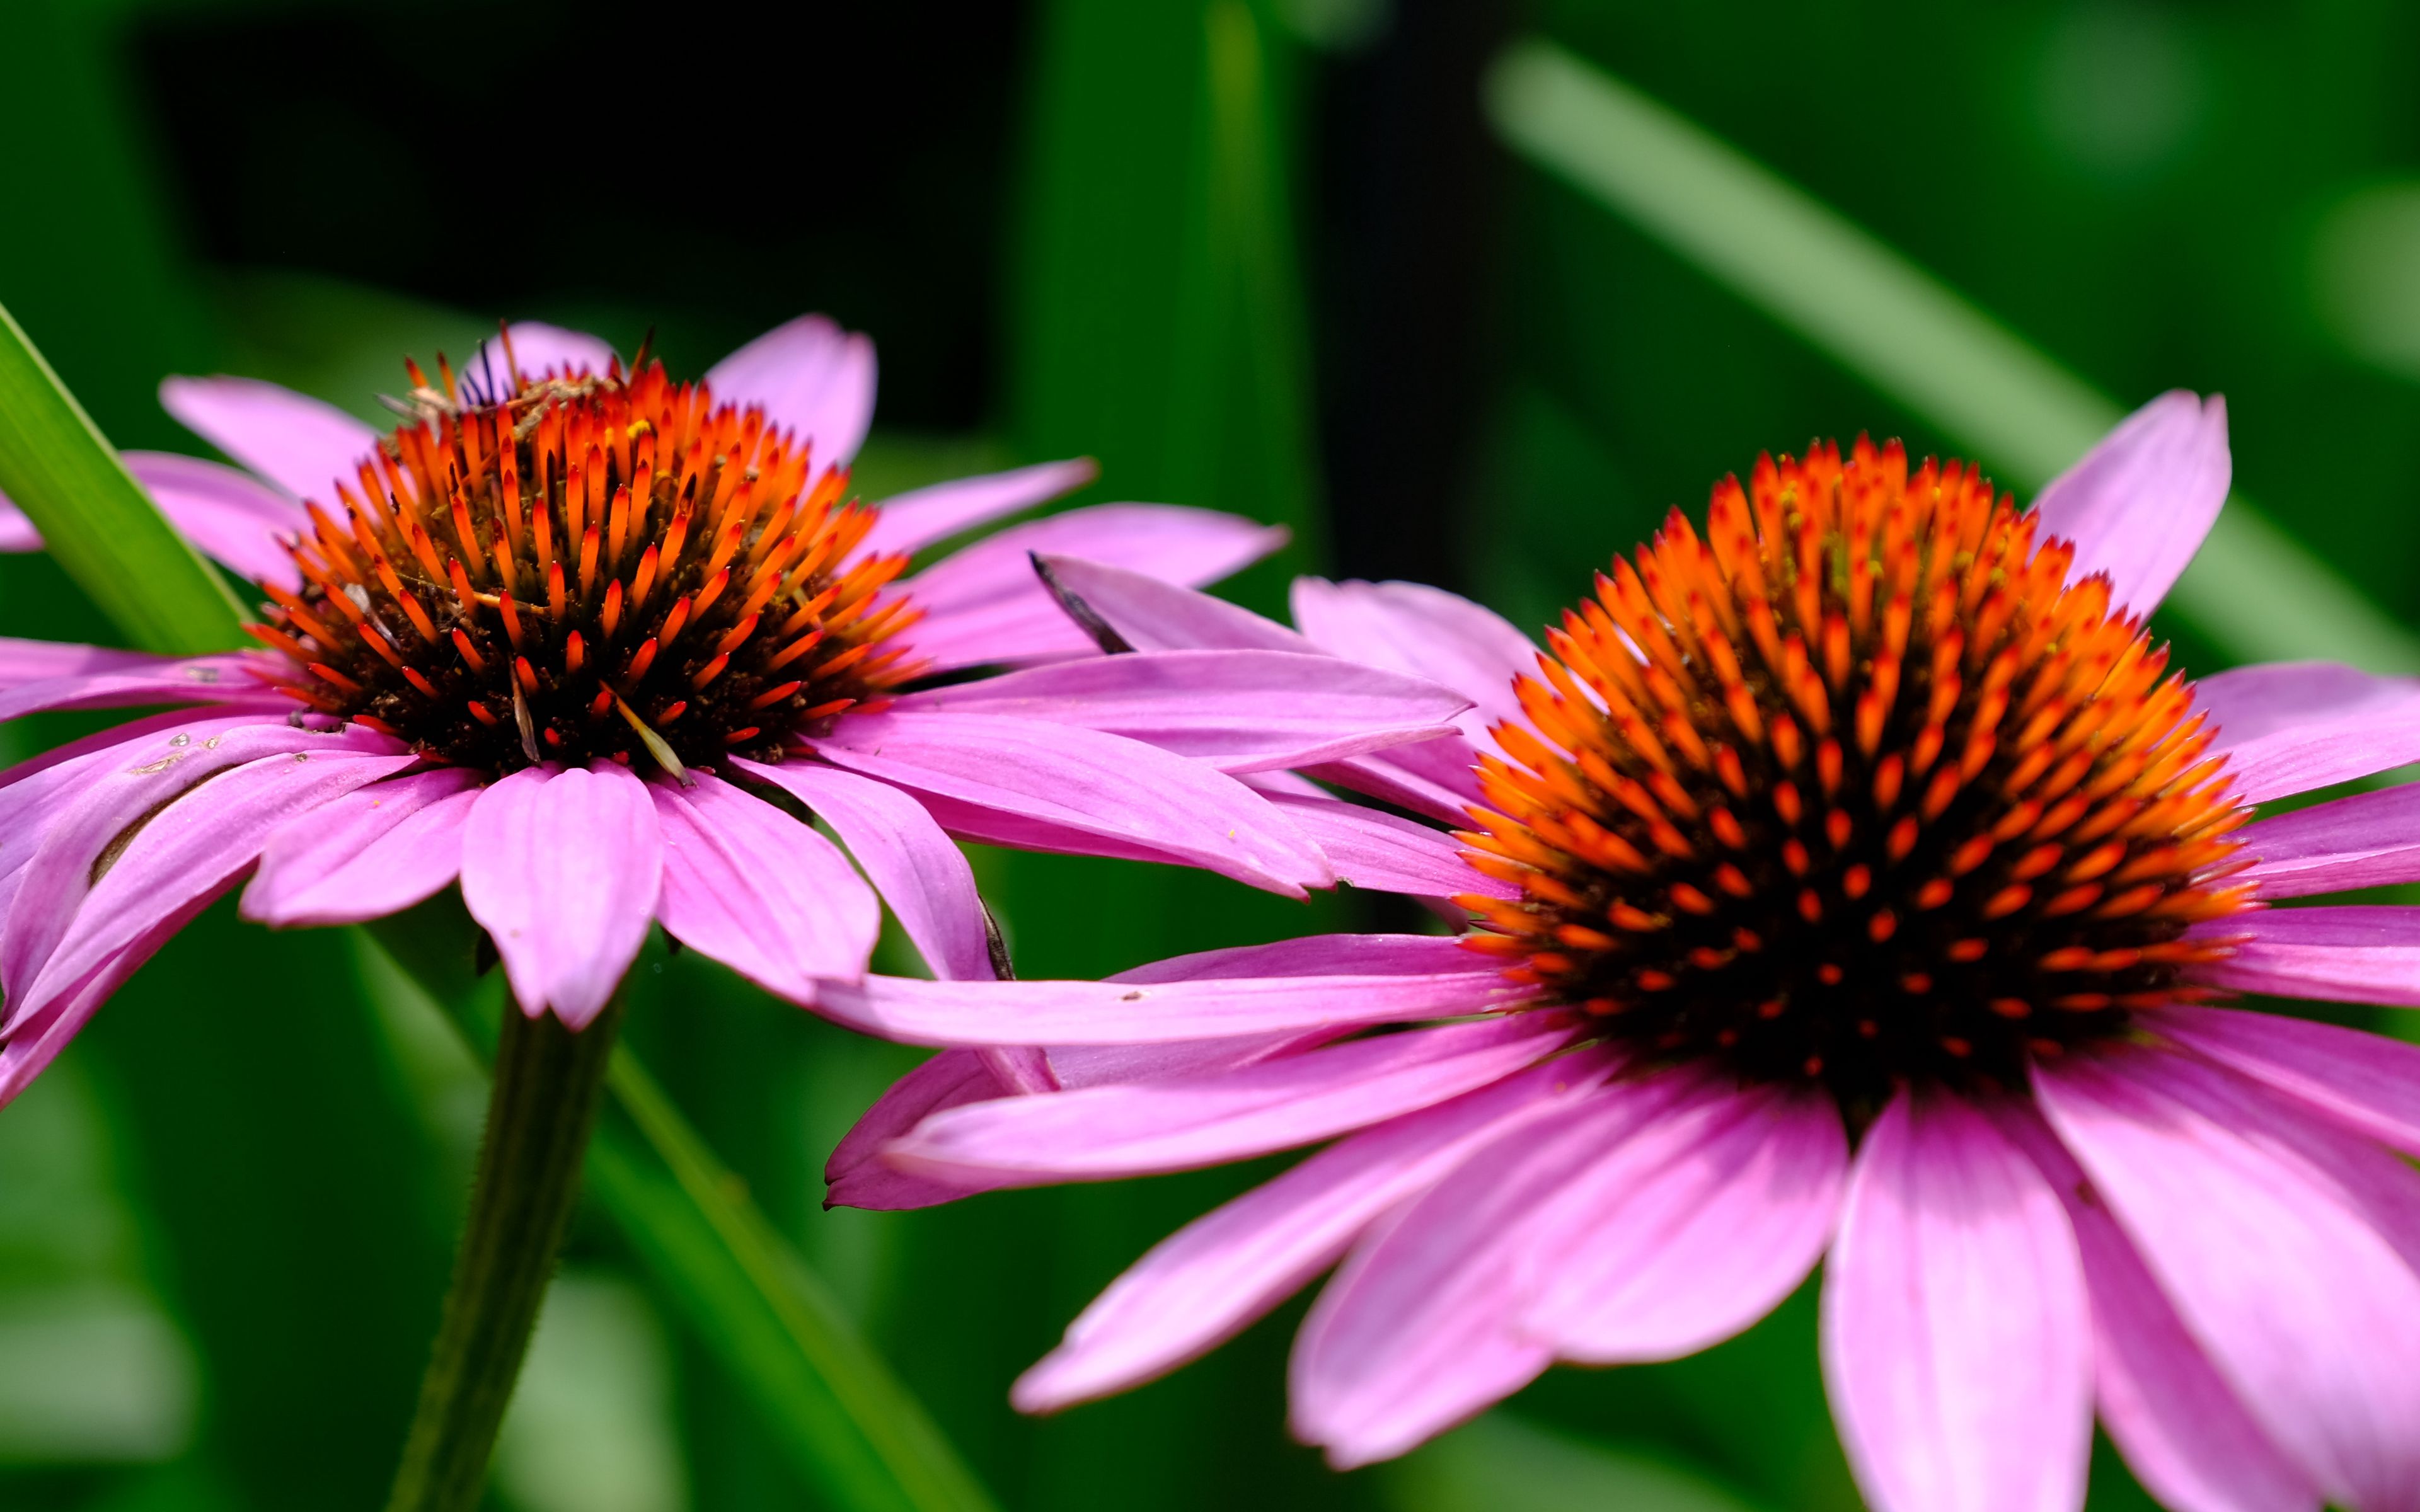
[
  {"left": 650, "top": 772, "right": 879, "bottom": 1000},
  {"left": 122, "top": 451, "right": 308, "bottom": 589},
  {"left": 705, "top": 314, "right": 875, "bottom": 466},
  {"left": 1523, "top": 1074, "right": 1845, "bottom": 1363},
  {"left": 855, "top": 459, "right": 1099, "bottom": 561},
  {"left": 0, "top": 899, "right": 219, "bottom": 1108},
  {"left": 1290, "top": 577, "right": 1537, "bottom": 739},
  {"left": 1031, "top": 554, "right": 1308, "bottom": 653},
  {"left": 459, "top": 764, "right": 664, "bottom": 1027},
  {"left": 158, "top": 374, "right": 379, "bottom": 503},
  {"left": 2235, "top": 782, "right": 2420, "bottom": 898},
  {"left": 241, "top": 767, "right": 480, "bottom": 927},
  {"left": 887, "top": 1014, "right": 1579, "bottom": 1184},
  {"left": 2037, "top": 1046, "right": 2420, "bottom": 1512},
  {"left": 1015, "top": 1052, "right": 1617, "bottom": 1412},
  {"left": 826, "top": 1049, "right": 1022, "bottom": 1211},
  {"left": 0, "top": 638, "right": 163, "bottom": 691},
  {"left": 2031, "top": 391, "right": 2230, "bottom": 617},
  {"left": 810, "top": 709, "right": 1333, "bottom": 896},
  {"left": 1821, "top": 1087, "right": 2092, "bottom": 1512},
  {"left": 2152, "top": 1004, "right": 2420, "bottom": 1161},
  {"left": 1247, "top": 787, "right": 1509, "bottom": 899},
  {"left": 890, "top": 650, "right": 1472, "bottom": 774},
  {"left": 735, "top": 759, "right": 991, "bottom": 982},
  {"left": 2194, "top": 662, "right": 2420, "bottom": 803},
  {"left": 904, "top": 506, "right": 1289, "bottom": 671},
  {"left": 1109, "top": 931, "right": 1484, "bottom": 984},
  {"left": 1991, "top": 1102, "right": 2315, "bottom": 1512},
  {"left": 811, "top": 959, "right": 1533, "bottom": 1047},
  {"left": 2186, "top": 905, "right": 2420, "bottom": 1007}
]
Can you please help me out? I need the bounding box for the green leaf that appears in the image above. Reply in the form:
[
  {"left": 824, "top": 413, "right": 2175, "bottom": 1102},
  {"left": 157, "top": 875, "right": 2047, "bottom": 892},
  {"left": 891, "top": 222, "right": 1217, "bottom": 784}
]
[
  {"left": 1484, "top": 39, "right": 2420, "bottom": 674},
  {"left": 1383, "top": 1412, "right": 1770, "bottom": 1512},
  {"left": 0, "top": 302, "right": 247, "bottom": 655}
]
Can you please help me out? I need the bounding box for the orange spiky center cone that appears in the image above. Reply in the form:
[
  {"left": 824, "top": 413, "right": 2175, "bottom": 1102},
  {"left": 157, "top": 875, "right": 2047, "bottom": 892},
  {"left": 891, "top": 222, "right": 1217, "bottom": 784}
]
[
  {"left": 1455, "top": 437, "right": 2254, "bottom": 1110},
  {"left": 250, "top": 353, "right": 923, "bottom": 779}
]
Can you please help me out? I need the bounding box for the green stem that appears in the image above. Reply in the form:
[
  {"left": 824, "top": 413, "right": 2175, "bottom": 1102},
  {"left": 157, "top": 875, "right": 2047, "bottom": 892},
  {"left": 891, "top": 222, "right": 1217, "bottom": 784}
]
[{"left": 384, "top": 998, "right": 625, "bottom": 1512}]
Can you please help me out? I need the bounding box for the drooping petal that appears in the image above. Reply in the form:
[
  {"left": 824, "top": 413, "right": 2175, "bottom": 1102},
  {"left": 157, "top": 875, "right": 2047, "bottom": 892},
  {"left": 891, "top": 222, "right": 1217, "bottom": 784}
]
[
  {"left": 1821, "top": 1087, "right": 2092, "bottom": 1512},
  {"left": 2234, "top": 782, "right": 2420, "bottom": 898},
  {"left": 2037, "top": 1046, "right": 2420, "bottom": 1512},
  {"left": 812, "top": 958, "right": 1532, "bottom": 1048},
  {"left": 459, "top": 764, "right": 664, "bottom": 1026},
  {"left": 826, "top": 1049, "right": 1020, "bottom": 1211},
  {"left": 158, "top": 374, "right": 379, "bottom": 503},
  {"left": 809, "top": 709, "right": 1332, "bottom": 896},
  {"left": 0, "top": 898, "right": 219, "bottom": 1108},
  {"left": 2030, "top": 391, "right": 2230, "bottom": 617},
  {"left": 1247, "top": 786, "right": 1511, "bottom": 899},
  {"left": 1301, "top": 740, "right": 1489, "bottom": 825},
  {"left": 2186, "top": 905, "right": 2420, "bottom": 1007},
  {"left": 122, "top": 451, "right": 308, "bottom": 588},
  {"left": 2193, "top": 662, "right": 2420, "bottom": 803},
  {"left": 1015, "top": 1052, "right": 1617, "bottom": 1412},
  {"left": 0, "top": 638, "right": 163, "bottom": 690},
  {"left": 476, "top": 321, "right": 618, "bottom": 384},
  {"left": 1992, "top": 1102, "right": 2315, "bottom": 1512},
  {"left": 649, "top": 772, "right": 879, "bottom": 1000},
  {"left": 0, "top": 654, "right": 272, "bottom": 723},
  {"left": 1109, "top": 931, "right": 1485, "bottom": 985},
  {"left": 1523, "top": 1076, "right": 1846, "bottom": 1364},
  {"left": 704, "top": 314, "right": 875, "bottom": 465},
  {"left": 1030, "top": 554, "right": 1308, "bottom": 653},
  {"left": 903, "top": 507, "right": 1289, "bottom": 671},
  {"left": 1289, "top": 1080, "right": 1663, "bottom": 1469},
  {"left": 2152, "top": 1004, "right": 2420, "bottom": 1160},
  {"left": 890, "top": 650, "right": 1472, "bottom": 774},
  {"left": 241, "top": 767, "right": 480, "bottom": 927},
  {"left": 0, "top": 494, "right": 36, "bottom": 552},
  {"left": 855, "top": 459, "right": 1100, "bottom": 562},
  {"left": 14, "top": 742, "right": 416, "bottom": 1027},
  {"left": 2, "top": 719, "right": 397, "bottom": 1012},
  {"left": 887, "top": 1014, "right": 1579, "bottom": 1185},
  {"left": 734, "top": 759, "right": 991, "bottom": 982},
  {"left": 1289, "top": 577, "right": 1538, "bottom": 739}
]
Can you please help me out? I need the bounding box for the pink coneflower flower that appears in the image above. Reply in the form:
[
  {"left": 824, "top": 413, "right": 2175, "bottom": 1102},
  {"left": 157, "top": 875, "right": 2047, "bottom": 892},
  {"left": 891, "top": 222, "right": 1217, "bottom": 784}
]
[
  {"left": 0, "top": 316, "right": 1470, "bottom": 1097},
  {"left": 829, "top": 393, "right": 2420, "bottom": 1512}
]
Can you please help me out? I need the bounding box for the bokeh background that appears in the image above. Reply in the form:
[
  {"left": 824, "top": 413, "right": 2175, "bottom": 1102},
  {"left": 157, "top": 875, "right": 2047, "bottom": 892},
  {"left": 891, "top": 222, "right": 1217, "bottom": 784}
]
[{"left": 3, "top": 0, "right": 2419, "bottom": 1507}]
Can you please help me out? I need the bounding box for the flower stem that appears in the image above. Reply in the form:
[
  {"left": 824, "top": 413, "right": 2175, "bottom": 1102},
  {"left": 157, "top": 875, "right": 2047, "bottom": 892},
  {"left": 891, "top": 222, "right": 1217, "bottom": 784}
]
[{"left": 384, "top": 996, "right": 625, "bottom": 1512}]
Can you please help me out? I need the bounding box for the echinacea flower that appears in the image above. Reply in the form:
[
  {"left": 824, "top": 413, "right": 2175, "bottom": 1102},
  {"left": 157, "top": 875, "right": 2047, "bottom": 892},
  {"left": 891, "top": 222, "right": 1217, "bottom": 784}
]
[
  {"left": 0, "top": 316, "right": 1473, "bottom": 1099},
  {"left": 829, "top": 392, "right": 2420, "bottom": 1512}
]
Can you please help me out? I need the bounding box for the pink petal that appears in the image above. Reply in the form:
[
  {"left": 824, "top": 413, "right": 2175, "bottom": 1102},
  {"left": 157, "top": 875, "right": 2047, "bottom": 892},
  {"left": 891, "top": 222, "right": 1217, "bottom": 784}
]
[
  {"left": 2195, "top": 662, "right": 2420, "bottom": 803},
  {"left": 734, "top": 759, "right": 991, "bottom": 982},
  {"left": 2, "top": 719, "right": 396, "bottom": 1012},
  {"left": 1289, "top": 577, "right": 1537, "bottom": 741},
  {"left": 158, "top": 375, "right": 377, "bottom": 503},
  {"left": 1524, "top": 1075, "right": 1845, "bottom": 1363},
  {"left": 122, "top": 451, "right": 308, "bottom": 589},
  {"left": 855, "top": 459, "right": 1100, "bottom": 561},
  {"left": 705, "top": 314, "right": 875, "bottom": 466},
  {"left": 459, "top": 764, "right": 664, "bottom": 1027},
  {"left": 14, "top": 742, "right": 416, "bottom": 1026},
  {"left": 810, "top": 709, "right": 1332, "bottom": 896},
  {"left": 2186, "top": 905, "right": 2420, "bottom": 1007},
  {"left": 0, "top": 655, "right": 272, "bottom": 723},
  {"left": 811, "top": 958, "right": 1533, "bottom": 1048},
  {"left": 1821, "top": 1087, "right": 2092, "bottom": 1512},
  {"left": 0, "top": 901, "right": 218, "bottom": 1108},
  {"left": 1992, "top": 1102, "right": 2315, "bottom": 1512},
  {"left": 2152, "top": 1004, "right": 2420, "bottom": 1159},
  {"left": 0, "top": 638, "right": 163, "bottom": 690},
  {"left": 2031, "top": 391, "right": 2230, "bottom": 617},
  {"left": 2235, "top": 782, "right": 2420, "bottom": 899},
  {"left": 0, "top": 494, "right": 40, "bottom": 552},
  {"left": 1289, "top": 1079, "right": 1662, "bottom": 1468},
  {"left": 478, "top": 322, "right": 618, "bottom": 384},
  {"left": 826, "top": 1049, "right": 1020, "bottom": 1211},
  {"left": 887, "top": 1014, "right": 1578, "bottom": 1185},
  {"left": 1247, "top": 787, "right": 1507, "bottom": 899},
  {"left": 1030, "top": 555, "right": 1308, "bottom": 652},
  {"left": 649, "top": 772, "right": 879, "bottom": 1000},
  {"left": 1016, "top": 1052, "right": 1617, "bottom": 1412},
  {"left": 2037, "top": 1046, "right": 2420, "bottom": 1511},
  {"left": 1109, "top": 930, "right": 1484, "bottom": 985},
  {"left": 903, "top": 506, "right": 1290, "bottom": 672},
  {"left": 889, "top": 650, "right": 1472, "bottom": 774},
  {"left": 1302, "top": 740, "right": 1487, "bottom": 826},
  {"left": 240, "top": 767, "right": 480, "bottom": 926}
]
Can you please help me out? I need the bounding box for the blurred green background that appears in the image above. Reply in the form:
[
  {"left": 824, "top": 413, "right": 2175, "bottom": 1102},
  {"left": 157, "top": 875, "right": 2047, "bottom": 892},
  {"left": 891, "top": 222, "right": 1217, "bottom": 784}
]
[{"left": 3, "top": 0, "right": 2418, "bottom": 1507}]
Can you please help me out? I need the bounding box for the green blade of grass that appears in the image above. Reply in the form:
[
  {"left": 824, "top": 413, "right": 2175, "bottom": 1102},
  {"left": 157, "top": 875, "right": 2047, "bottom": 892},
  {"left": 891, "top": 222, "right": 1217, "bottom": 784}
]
[
  {"left": 1484, "top": 39, "right": 2420, "bottom": 674},
  {"left": 0, "top": 304, "right": 246, "bottom": 654},
  {"left": 0, "top": 292, "right": 994, "bottom": 1512}
]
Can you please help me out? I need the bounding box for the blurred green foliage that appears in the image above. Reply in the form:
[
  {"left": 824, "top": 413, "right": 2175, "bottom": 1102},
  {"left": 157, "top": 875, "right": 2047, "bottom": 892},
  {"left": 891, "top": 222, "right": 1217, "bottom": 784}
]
[{"left": 3, "top": 0, "right": 2420, "bottom": 1508}]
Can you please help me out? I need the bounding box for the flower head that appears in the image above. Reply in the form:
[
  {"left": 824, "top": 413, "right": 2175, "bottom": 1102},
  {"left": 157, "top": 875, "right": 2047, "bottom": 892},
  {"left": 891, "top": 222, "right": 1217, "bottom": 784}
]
[
  {"left": 833, "top": 392, "right": 2420, "bottom": 1512},
  {"left": 0, "top": 317, "right": 1471, "bottom": 1097}
]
